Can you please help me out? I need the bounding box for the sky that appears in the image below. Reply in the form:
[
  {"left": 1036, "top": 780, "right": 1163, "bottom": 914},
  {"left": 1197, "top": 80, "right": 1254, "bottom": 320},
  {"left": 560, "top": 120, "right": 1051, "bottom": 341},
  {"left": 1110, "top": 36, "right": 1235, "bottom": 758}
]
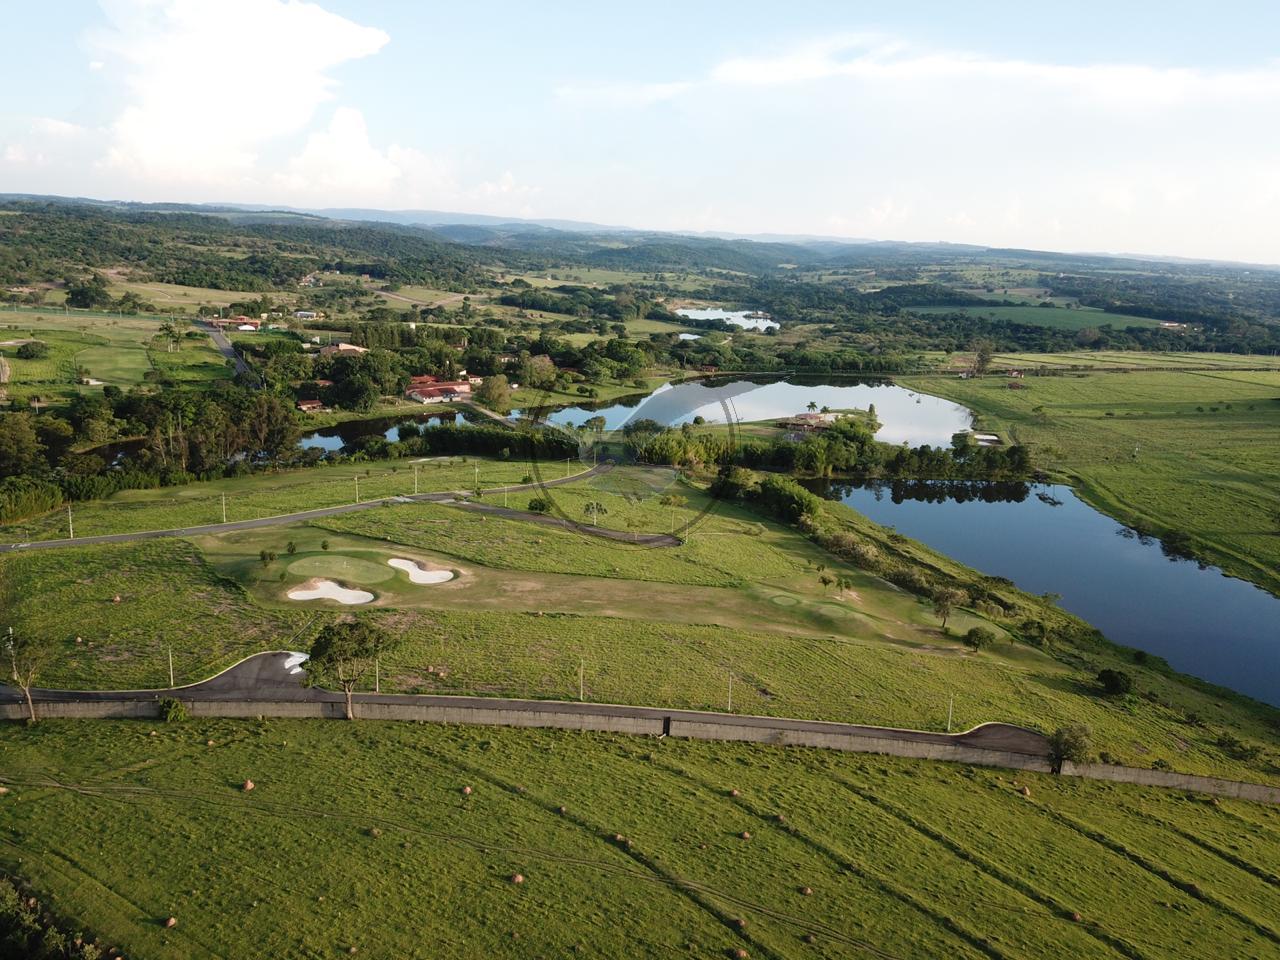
[{"left": 2, "top": 0, "right": 1279, "bottom": 263}]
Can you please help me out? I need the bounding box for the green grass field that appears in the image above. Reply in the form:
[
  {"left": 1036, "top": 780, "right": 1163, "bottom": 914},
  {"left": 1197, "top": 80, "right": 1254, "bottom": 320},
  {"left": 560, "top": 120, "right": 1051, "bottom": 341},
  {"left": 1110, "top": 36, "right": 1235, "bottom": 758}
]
[
  {"left": 0, "top": 457, "right": 542, "bottom": 542},
  {"left": 0, "top": 311, "right": 232, "bottom": 403},
  {"left": 6, "top": 463, "right": 1277, "bottom": 782},
  {"left": 913, "top": 305, "right": 1163, "bottom": 330},
  {"left": 902, "top": 368, "right": 1280, "bottom": 595},
  {"left": 3, "top": 720, "right": 1279, "bottom": 959}
]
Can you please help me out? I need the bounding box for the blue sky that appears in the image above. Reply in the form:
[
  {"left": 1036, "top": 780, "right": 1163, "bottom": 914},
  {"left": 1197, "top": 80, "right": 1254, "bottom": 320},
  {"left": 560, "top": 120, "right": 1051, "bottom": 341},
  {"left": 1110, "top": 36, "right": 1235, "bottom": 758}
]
[{"left": 3, "top": 1, "right": 1279, "bottom": 262}]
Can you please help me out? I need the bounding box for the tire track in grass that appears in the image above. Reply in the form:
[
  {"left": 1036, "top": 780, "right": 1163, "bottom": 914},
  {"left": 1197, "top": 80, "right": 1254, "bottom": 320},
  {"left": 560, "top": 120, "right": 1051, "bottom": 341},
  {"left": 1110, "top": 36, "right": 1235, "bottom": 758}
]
[
  {"left": 831, "top": 777, "right": 1147, "bottom": 960},
  {"left": 644, "top": 753, "right": 1012, "bottom": 960},
  {"left": 1037, "top": 802, "right": 1280, "bottom": 949},
  {"left": 1129, "top": 812, "right": 1280, "bottom": 890},
  {"left": 414, "top": 743, "right": 785, "bottom": 960}
]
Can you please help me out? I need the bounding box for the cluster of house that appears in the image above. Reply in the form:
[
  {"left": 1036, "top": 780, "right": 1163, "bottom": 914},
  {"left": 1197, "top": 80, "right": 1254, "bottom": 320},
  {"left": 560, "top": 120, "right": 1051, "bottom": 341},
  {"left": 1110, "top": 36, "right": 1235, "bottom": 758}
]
[{"left": 405, "top": 371, "right": 484, "bottom": 404}]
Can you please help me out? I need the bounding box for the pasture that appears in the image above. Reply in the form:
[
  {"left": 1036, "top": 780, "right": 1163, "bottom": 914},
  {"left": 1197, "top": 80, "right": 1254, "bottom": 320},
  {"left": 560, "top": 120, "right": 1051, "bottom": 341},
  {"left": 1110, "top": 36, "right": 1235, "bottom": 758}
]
[{"left": 2, "top": 719, "right": 1279, "bottom": 959}]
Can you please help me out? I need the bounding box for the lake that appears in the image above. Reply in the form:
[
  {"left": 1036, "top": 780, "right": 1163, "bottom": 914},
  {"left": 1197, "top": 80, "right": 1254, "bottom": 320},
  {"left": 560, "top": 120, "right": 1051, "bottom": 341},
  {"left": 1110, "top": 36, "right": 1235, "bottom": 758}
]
[
  {"left": 297, "top": 408, "right": 482, "bottom": 454},
  {"left": 676, "top": 308, "right": 779, "bottom": 331},
  {"left": 529, "top": 376, "right": 975, "bottom": 447},
  {"left": 808, "top": 479, "right": 1280, "bottom": 706}
]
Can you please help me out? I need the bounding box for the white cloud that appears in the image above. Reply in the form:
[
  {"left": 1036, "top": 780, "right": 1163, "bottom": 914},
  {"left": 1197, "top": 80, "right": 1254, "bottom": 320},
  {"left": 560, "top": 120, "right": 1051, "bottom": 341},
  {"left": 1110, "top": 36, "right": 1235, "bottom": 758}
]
[
  {"left": 570, "top": 33, "right": 1280, "bottom": 111},
  {"left": 275, "top": 107, "right": 400, "bottom": 200},
  {"left": 91, "top": 0, "right": 389, "bottom": 185}
]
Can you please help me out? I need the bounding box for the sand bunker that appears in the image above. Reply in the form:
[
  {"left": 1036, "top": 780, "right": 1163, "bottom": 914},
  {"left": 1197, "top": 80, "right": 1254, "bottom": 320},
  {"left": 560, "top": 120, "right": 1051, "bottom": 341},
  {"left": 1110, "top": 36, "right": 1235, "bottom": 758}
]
[
  {"left": 287, "top": 578, "right": 374, "bottom": 604},
  {"left": 388, "top": 558, "right": 455, "bottom": 584}
]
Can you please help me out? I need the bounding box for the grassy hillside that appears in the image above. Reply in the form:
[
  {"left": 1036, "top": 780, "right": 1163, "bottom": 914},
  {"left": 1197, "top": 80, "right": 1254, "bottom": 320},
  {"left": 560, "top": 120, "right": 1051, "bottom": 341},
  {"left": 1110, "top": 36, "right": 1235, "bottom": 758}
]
[
  {"left": 4, "top": 469, "right": 1277, "bottom": 783},
  {"left": 2, "top": 720, "right": 1279, "bottom": 959},
  {"left": 902, "top": 368, "right": 1280, "bottom": 595}
]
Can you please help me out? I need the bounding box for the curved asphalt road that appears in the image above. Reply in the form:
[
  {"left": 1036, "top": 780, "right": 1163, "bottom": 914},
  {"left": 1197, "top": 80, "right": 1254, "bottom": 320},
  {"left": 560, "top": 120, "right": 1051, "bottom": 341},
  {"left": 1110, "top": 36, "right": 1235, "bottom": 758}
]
[{"left": 0, "top": 463, "right": 679, "bottom": 554}]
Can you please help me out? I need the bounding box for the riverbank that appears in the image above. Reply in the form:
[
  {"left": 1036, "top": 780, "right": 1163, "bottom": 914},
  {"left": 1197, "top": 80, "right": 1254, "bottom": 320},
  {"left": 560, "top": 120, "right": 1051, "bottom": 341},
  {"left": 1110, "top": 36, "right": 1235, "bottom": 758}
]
[{"left": 901, "top": 368, "right": 1280, "bottom": 598}]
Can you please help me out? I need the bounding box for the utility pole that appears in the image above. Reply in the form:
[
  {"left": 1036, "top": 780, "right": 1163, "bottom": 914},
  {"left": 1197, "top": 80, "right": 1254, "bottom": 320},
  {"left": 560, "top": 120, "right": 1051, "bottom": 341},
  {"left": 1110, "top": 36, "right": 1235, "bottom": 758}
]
[
  {"left": 354, "top": 475, "right": 360, "bottom": 503},
  {"left": 565, "top": 456, "right": 571, "bottom": 478},
  {"left": 67, "top": 503, "right": 74, "bottom": 539},
  {"left": 168, "top": 647, "right": 174, "bottom": 687},
  {"left": 474, "top": 464, "right": 479, "bottom": 492},
  {"left": 221, "top": 492, "right": 227, "bottom": 524},
  {"left": 375, "top": 657, "right": 380, "bottom": 694},
  {"left": 413, "top": 465, "right": 419, "bottom": 495},
  {"left": 946, "top": 695, "right": 954, "bottom": 733},
  {"left": 578, "top": 657, "right": 584, "bottom": 701},
  {"left": 727, "top": 672, "right": 734, "bottom": 713}
]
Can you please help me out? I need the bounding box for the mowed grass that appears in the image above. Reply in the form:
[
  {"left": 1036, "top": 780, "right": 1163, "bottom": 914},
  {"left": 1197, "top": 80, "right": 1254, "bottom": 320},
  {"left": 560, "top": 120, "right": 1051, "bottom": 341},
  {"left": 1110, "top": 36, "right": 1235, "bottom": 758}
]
[
  {"left": 0, "top": 312, "right": 231, "bottom": 402},
  {"left": 913, "top": 304, "right": 1163, "bottom": 330},
  {"left": 903, "top": 368, "right": 1280, "bottom": 595},
  {"left": 986, "top": 350, "right": 1280, "bottom": 371},
  {"left": 0, "top": 456, "right": 541, "bottom": 541},
  {"left": 3, "top": 720, "right": 1280, "bottom": 959}
]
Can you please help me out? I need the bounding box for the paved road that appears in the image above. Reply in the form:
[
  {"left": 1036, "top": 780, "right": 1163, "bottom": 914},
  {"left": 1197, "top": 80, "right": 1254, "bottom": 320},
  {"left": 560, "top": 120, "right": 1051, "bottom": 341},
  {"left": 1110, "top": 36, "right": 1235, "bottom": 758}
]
[
  {"left": 0, "top": 463, "right": 664, "bottom": 554},
  {"left": 204, "top": 322, "right": 254, "bottom": 380},
  {"left": 0, "top": 650, "right": 1050, "bottom": 756}
]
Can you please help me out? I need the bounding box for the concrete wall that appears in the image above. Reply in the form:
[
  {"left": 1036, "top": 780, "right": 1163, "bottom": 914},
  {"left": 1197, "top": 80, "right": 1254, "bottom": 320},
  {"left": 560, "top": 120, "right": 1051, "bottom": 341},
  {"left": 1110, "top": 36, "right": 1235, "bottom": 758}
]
[{"left": 5, "top": 698, "right": 1275, "bottom": 805}]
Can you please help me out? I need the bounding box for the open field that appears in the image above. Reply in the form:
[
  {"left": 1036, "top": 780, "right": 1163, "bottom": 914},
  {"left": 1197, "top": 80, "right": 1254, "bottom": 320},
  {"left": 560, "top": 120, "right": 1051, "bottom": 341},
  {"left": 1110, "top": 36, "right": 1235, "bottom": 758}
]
[
  {"left": 971, "top": 350, "right": 1280, "bottom": 371},
  {"left": 0, "top": 310, "right": 231, "bottom": 402},
  {"left": 108, "top": 278, "right": 294, "bottom": 311},
  {"left": 7, "top": 462, "right": 1276, "bottom": 781},
  {"left": 913, "top": 304, "right": 1164, "bottom": 330},
  {"left": 501, "top": 267, "right": 710, "bottom": 291},
  {"left": 0, "top": 456, "right": 541, "bottom": 542},
  {"left": 902, "top": 368, "right": 1280, "bottom": 596},
  {"left": 3, "top": 719, "right": 1280, "bottom": 959}
]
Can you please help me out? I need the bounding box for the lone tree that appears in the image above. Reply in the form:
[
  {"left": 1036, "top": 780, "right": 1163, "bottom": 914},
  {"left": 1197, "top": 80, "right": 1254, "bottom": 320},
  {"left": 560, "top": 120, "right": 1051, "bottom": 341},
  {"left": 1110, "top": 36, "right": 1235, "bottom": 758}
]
[
  {"left": 931, "top": 588, "right": 967, "bottom": 631},
  {"left": 307, "top": 619, "right": 397, "bottom": 721},
  {"left": 963, "top": 626, "right": 996, "bottom": 651},
  {"left": 474, "top": 375, "right": 513, "bottom": 415},
  {"left": 1047, "top": 724, "right": 1093, "bottom": 774},
  {"left": 5, "top": 628, "right": 53, "bottom": 724}
]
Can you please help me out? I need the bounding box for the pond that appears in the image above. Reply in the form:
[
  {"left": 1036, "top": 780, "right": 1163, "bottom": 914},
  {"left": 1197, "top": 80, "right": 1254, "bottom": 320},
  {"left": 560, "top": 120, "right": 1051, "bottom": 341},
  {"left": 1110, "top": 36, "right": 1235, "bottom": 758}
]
[
  {"left": 676, "top": 308, "right": 779, "bottom": 331},
  {"left": 527, "top": 376, "right": 975, "bottom": 447},
  {"left": 297, "top": 408, "right": 483, "bottom": 454},
  {"left": 807, "top": 479, "right": 1280, "bottom": 706}
]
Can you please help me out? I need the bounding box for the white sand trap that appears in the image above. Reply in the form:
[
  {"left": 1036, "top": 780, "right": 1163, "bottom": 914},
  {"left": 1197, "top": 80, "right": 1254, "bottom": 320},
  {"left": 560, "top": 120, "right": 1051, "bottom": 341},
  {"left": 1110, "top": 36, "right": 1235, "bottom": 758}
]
[
  {"left": 388, "top": 558, "right": 455, "bottom": 584},
  {"left": 287, "top": 578, "right": 374, "bottom": 604}
]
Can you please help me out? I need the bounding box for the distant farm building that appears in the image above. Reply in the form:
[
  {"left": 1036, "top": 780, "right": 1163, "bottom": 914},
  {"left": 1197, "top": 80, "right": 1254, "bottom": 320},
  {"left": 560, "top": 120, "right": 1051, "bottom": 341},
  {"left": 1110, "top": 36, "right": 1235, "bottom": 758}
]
[
  {"left": 776, "top": 412, "right": 839, "bottom": 432},
  {"left": 294, "top": 310, "right": 318, "bottom": 320},
  {"left": 406, "top": 375, "right": 473, "bottom": 404},
  {"left": 296, "top": 399, "right": 325, "bottom": 413},
  {"left": 319, "top": 342, "right": 368, "bottom": 358},
  {"left": 973, "top": 432, "right": 1002, "bottom": 446},
  {"left": 210, "top": 316, "right": 261, "bottom": 331}
]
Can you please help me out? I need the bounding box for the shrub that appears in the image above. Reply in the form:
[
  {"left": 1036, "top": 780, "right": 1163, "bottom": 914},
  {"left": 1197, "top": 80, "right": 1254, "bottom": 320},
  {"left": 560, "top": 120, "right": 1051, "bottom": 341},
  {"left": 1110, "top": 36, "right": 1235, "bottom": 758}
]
[
  {"left": 158, "top": 697, "right": 188, "bottom": 723},
  {"left": 1047, "top": 724, "right": 1092, "bottom": 771},
  {"left": 1096, "top": 669, "right": 1134, "bottom": 697},
  {"left": 527, "top": 497, "right": 551, "bottom": 514},
  {"left": 963, "top": 627, "right": 996, "bottom": 650},
  {"left": 15, "top": 340, "right": 49, "bottom": 359}
]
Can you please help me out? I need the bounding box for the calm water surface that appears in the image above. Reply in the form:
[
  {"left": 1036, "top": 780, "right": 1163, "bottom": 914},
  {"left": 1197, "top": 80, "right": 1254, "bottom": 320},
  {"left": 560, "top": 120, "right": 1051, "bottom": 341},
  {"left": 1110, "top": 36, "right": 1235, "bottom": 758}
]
[{"left": 812, "top": 480, "right": 1280, "bottom": 705}]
